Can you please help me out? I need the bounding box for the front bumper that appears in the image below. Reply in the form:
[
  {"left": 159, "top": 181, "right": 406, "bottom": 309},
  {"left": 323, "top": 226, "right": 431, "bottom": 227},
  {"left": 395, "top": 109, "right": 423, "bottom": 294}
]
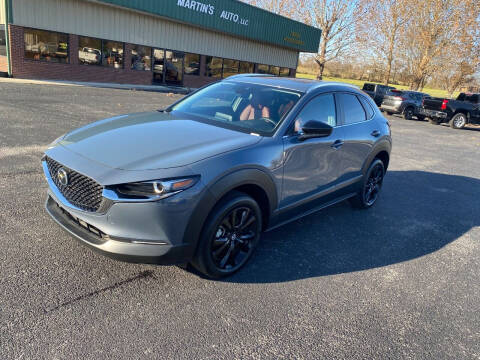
[
  {"left": 42, "top": 159, "right": 201, "bottom": 265},
  {"left": 419, "top": 108, "right": 448, "bottom": 119},
  {"left": 45, "top": 196, "right": 193, "bottom": 264}
]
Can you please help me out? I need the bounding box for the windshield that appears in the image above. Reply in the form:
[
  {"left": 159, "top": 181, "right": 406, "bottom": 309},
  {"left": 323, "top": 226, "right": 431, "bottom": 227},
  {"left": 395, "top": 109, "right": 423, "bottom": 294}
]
[{"left": 169, "top": 81, "right": 303, "bottom": 135}]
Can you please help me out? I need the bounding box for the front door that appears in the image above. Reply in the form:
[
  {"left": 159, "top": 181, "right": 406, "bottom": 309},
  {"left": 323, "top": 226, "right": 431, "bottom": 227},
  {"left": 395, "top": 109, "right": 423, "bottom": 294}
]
[
  {"left": 281, "top": 93, "right": 344, "bottom": 208},
  {"left": 153, "top": 49, "right": 165, "bottom": 84}
]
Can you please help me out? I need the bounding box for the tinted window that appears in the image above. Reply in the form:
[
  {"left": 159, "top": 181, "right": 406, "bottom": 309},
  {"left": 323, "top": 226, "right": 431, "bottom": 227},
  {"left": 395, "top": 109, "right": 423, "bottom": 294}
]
[
  {"left": 279, "top": 67, "right": 290, "bottom": 77},
  {"left": 170, "top": 82, "right": 302, "bottom": 135},
  {"left": 184, "top": 53, "right": 200, "bottom": 76},
  {"left": 223, "top": 59, "right": 239, "bottom": 78},
  {"left": 340, "top": 93, "right": 366, "bottom": 124},
  {"left": 363, "top": 83, "right": 375, "bottom": 92},
  {"left": 0, "top": 25, "right": 6, "bottom": 56},
  {"left": 102, "top": 40, "right": 123, "bottom": 68},
  {"left": 205, "top": 56, "right": 222, "bottom": 77},
  {"left": 295, "top": 94, "right": 336, "bottom": 132},
  {"left": 465, "top": 94, "right": 480, "bottom": 103},
  {"left": 239, "top": 61, "right": 254, "bottom": 74},
  {"left": 358, "top": 96, "right": 374, "bottom": 119},
  {"left": 79, "top": 37, "right": 102, "bottom": 65},
  {"left": 131, "top": 45, "right": 151, "bottom": 71},
  {"left": 24, "top": 28, "right": 69, "bottom": 63},
  {"left": 257, "top": 64, "right": 269, "bottom": 74}
]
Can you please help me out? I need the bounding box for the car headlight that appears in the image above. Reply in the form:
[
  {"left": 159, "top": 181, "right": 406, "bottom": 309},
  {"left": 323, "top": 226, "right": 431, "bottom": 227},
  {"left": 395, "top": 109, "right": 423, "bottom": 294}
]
[{"left": 112, "top": 177, "right": 199, "bottom": 200}]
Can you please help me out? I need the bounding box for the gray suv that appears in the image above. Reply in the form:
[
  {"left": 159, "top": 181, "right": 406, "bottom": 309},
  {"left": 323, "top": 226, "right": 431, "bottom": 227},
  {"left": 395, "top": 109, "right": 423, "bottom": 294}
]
[
  {"left": 43, "top": 76, "right": 392, "bottom": 278},
  {"left": 381, "top": 90, "right": 430, "bottom": 120}
]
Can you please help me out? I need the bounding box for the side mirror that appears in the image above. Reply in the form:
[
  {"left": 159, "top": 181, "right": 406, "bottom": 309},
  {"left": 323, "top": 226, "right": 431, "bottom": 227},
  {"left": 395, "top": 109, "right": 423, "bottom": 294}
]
[{"left": 298, "top": 120, "right": 333, "bottom": 140}]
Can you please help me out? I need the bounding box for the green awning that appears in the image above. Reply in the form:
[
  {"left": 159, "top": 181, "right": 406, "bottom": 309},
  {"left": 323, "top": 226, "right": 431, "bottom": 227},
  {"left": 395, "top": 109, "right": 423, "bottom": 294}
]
[{"left": 92, "top": 0, "right": 321, "bottom": 53}]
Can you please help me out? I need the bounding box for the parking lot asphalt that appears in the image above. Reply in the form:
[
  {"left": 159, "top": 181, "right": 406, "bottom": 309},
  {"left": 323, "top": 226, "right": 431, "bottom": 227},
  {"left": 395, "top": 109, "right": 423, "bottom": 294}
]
[{"left": 1, "top": 82, "right": 479, "bottom": 359}]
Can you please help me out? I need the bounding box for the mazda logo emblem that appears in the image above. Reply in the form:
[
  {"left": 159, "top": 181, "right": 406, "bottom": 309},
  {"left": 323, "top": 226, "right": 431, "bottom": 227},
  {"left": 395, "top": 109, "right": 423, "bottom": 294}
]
[{"left": 57, "top": 168, "right": 69, "bottom": 186}]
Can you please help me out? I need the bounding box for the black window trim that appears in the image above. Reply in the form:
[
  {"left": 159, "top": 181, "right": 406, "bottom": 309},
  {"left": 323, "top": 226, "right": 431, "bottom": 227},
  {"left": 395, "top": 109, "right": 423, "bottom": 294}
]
[
  {"left": 23, "top": 27, "right": 71, "bottom": 65},
  {"left": 336, "top": 92, "right": 371, "bottom": 127}
]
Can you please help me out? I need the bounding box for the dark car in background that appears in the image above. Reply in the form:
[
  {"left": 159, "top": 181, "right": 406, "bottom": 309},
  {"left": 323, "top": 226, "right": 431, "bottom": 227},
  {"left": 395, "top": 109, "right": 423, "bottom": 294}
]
[
  {"left": 420, "top": 93, "right": 480, "bottom": 129},
  {"left": 42, "top": 75, "right": 391, "bottom": 278},
  {"left": 380, "top": 89, "right": 430, "bottom": 120},
  {"left": 362, "top": 83, "right": 396, "bottom": 107}
]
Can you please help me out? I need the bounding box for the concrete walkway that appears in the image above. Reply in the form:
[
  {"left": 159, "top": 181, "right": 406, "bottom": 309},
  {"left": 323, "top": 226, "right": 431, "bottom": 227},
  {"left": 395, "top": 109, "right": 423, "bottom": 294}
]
[{"left": 0, "top": 77, "right": 193, "bottom": 94}]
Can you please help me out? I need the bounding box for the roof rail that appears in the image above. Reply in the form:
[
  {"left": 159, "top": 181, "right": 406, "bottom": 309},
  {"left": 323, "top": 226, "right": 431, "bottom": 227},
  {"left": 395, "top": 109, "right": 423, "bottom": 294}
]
[{"left": 226, "top": 74, "right": 275, "bottom": 80}]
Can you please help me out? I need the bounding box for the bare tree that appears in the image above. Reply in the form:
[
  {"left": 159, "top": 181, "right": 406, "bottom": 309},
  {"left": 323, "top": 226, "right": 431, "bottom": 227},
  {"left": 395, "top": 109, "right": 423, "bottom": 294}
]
[
  {"left": 356, "top": 0, "right": 410, "bottom": 85},
  {"left": 242, "top": 0, "right": 301, "bottom": 19},
  {"left": 303, "top": 0, "right": 360, "bottom": 80}
]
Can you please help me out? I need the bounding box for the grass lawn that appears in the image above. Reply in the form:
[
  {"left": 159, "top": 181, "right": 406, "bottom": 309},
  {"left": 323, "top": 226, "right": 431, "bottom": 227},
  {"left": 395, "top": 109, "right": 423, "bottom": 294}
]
[{"left": 296, "top": 73, "right": 457, "bottom": 99}]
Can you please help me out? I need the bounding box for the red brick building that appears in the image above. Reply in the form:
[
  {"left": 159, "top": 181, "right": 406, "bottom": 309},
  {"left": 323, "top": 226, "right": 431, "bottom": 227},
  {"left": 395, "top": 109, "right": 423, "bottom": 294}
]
[{"left": 0, "top": 0, "right": 320, "bottom": 88}]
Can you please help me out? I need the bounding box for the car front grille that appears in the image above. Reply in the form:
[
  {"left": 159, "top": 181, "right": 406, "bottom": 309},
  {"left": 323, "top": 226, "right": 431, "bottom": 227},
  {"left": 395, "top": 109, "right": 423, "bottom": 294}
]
[{"left": 45, "top": 157, "right": 104, "bottom": 212}]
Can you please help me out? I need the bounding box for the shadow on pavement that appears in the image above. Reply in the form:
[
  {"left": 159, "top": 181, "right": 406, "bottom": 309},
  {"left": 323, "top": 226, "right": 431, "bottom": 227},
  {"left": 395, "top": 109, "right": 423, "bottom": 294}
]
[{"left": 226, "top": 171, "right": 480, "bottom": 284}]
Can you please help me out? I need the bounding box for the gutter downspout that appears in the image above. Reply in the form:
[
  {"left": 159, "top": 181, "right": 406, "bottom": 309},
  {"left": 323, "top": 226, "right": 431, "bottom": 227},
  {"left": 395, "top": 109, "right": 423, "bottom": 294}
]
[{"left": 4, "top": 0, "right": 11, "bottom": 76}]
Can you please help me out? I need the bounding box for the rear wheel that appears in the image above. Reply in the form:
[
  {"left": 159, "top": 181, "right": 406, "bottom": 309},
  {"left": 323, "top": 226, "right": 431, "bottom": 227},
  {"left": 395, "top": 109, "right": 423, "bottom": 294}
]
[
  {"left": 386, "top": 112, "right": 393, "bottom": 116},
  {"left": 449, "top": 113, "right": 467, "bottom": 129},
  {"left": 403, "top": 107, "right": 414, "bottom": 120},
  {"left": 191, "top": 192, "right": 262, "bottom": 278},
  {"left": 416, "top": 115, "right": 425, "bottom": 121},
  {"left": 351, "top": 159, "right": 385, "bottom": 209}
]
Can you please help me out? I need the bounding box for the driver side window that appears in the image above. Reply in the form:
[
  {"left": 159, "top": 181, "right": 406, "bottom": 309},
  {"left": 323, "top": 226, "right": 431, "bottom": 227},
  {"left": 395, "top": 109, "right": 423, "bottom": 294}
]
[{"left": 294, "top": 94, "right": 336, "bottom": 133}]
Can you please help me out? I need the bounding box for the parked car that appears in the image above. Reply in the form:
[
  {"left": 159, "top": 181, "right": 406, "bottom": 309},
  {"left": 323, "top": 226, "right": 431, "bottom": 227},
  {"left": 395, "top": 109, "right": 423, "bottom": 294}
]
[
  {"left": 420, "top": 93, "right": 480, "bottom": 129},
  {"left": 42, "top": 75, "right": 392, "bottom": 278},
  {"left": 362, "top": 83, "right": 396, "bottom": 107},
  {"left": 78, "top": 47, "right": 101, "bottom": 65},
  {"left": 380, "top": 90, "right": 430, "bottom": 120}
]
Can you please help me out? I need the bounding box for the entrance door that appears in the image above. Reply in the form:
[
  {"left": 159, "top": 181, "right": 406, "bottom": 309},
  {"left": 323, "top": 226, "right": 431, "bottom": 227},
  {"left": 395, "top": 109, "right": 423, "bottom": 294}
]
[
  {"left": 165, "top": 50, "right": 184, "bottom": 86},
  {"left": 153, "top": 49, "right": 165, "bottom": 84}
]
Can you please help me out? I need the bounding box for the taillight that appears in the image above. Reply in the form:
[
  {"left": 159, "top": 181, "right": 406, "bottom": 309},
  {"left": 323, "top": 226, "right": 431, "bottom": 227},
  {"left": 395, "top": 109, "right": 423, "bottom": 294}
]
[
  {"left": 441, "top": 99, "right": 449, "bottom": 110},
  {"left": 395, "top": 96, "right": 406, "bottom": 101}
]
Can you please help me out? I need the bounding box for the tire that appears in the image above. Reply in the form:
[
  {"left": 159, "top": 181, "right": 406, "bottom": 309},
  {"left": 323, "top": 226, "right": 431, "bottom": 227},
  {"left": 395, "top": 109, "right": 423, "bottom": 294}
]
[
  {"left": 449, "top": 113, "right": 467, "bottom": 129},
  {"left": 416, "top": 115, "right": 425, "bottom": 121},
  {"left": 350, "top": 159, "right": 385, "bottom": 209},
  {"left": 191, "top": 191, "right": 262, "bottom": 278},
  {"left": 428, "top": 118, "right": 440, "bottom": 125},
  {"left": 386, "top": 112, "right": 393, "bottom": 116},
  {"left": 403, "top": 107, "right": 414, "bottom": 120}
]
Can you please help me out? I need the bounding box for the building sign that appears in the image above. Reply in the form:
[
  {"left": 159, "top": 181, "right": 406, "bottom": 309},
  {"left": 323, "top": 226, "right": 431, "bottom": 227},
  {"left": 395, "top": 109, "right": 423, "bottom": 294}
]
[
  {"left": 176, "top": 0, "right": 249, "bottom": 26},
  {"left": 95, "top": 0, "right": 321, "bottom": 53}
]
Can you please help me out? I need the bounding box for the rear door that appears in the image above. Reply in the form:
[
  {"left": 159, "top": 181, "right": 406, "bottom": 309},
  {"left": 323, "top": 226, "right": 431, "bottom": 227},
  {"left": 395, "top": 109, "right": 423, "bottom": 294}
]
[{"left": 338, "top": 93, "right": 378, "bottom": 183}]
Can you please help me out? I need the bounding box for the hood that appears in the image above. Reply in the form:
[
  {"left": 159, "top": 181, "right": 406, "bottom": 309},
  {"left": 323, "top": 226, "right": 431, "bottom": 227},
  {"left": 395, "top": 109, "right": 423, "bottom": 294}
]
[{"left": 55, "top": 112, "right": 262, "bottom": 171}]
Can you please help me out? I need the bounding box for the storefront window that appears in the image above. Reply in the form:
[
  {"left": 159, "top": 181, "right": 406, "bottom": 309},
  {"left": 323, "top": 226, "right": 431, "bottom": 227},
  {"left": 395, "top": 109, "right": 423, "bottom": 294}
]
[
  {"left": 223, "top": 59, "right": 239, "bottom": 78},
  {"left": 205, "top": 56, "right": 223, "bottom": 77},
  {"left": 24, "top": 28, "right": 69, "bottom": 63},
  {"left": 269, "top": 66, "right": 280, "bottom": 76},
  {"left": 78, "top": 37, "right": 102, "bottom": 65},
  {"left": 131, "top": 45, "right": 151, "bottom": 71},
  {"left": 279, "top": 67, "right": 290, "bottom": 77},
  {"left": 184, "top": 53, "right": 200, "bottom": 76},
  {"left": 0, "top": 25, "right": 6, "bottom": 57},
  {"left": 257, "top": 64, "right": 269, "bottom": 74},
  {"left": 102, "top": 40, "right": 123, "bottom": 68},
  {"left": 239, "top": 61, "right": 254, "bottom": 74}
]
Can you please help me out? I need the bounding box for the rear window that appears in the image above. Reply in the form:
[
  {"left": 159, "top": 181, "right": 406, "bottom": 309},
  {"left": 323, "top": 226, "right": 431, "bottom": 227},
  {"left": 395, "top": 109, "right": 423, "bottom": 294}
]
[
  {"left": 388, "top": 90, "right": 404, "bottom": 96},
  {"left": 362, "top": 84, "right": 375, "bottom": 92},
  {"left": 464, "top": 94, "right": 479, "bottom": 103}
]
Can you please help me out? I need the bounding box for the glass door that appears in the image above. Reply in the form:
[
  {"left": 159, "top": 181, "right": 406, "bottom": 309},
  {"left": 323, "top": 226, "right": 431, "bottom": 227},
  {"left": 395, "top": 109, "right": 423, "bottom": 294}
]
[
  {"left": 152, "top": 49, "right": 164, "bottom": 84},
  {"left": 165, "top": 51, "right": 184, "bottom": 86}
]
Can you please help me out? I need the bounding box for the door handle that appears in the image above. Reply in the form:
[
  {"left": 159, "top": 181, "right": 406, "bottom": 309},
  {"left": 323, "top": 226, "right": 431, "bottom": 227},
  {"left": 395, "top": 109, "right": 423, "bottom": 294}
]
[
  {"left": 331, "top": 139, "right": 344, "bottom": 149},
  {"left": 371, "top": 130, "right": 381, "bottom": 137}
]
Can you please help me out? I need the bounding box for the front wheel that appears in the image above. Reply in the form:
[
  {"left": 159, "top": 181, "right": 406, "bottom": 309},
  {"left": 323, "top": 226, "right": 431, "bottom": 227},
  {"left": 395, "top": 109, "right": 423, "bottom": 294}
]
[
  {"left": 449, "top": 113, "right": 467, "bottom": 129},
  {"left": 191, "top": 192, "right": 262, "bottom": 278},
  {"left": 351, "top": 159, "right": 385, "bottom": 209},
  {"left": 416, "top": 115, "right": 425, "bottom": 121}
]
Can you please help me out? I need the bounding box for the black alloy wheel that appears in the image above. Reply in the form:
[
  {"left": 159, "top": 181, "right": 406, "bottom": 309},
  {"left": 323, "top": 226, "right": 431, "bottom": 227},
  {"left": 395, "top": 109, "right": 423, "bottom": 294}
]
[
  {"left": 210, "top": 206, "right": 258, "bottom": 271},
  {"left": 191, "top": 192, "right": 262, "bottom": 278},
  {"left": 363, "top": 162, "right": 385, "bottom": 206},
  {"left": 403, "top": 107, "right": 414, "bottom": 120},
  {"left": 351, "top": 159, "right": 385, "bottom": 209}
]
